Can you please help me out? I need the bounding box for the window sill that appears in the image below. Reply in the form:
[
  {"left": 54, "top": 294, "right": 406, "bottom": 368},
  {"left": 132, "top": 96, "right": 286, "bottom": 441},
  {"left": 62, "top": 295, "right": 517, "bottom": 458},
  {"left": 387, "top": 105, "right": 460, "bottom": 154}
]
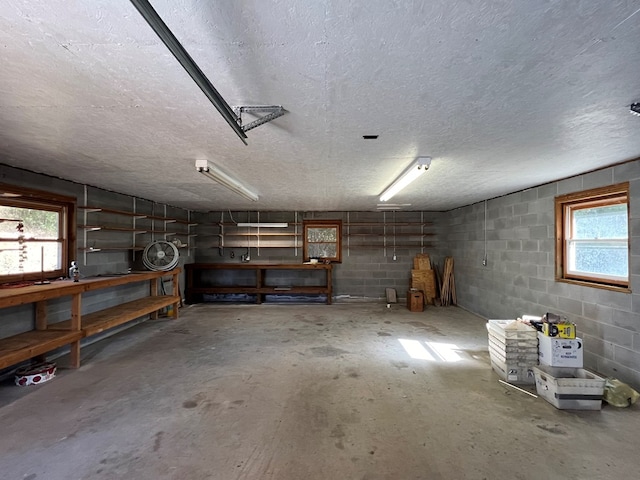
[{"left": 556, "top": 277, "right": 631, "bottom": 294}]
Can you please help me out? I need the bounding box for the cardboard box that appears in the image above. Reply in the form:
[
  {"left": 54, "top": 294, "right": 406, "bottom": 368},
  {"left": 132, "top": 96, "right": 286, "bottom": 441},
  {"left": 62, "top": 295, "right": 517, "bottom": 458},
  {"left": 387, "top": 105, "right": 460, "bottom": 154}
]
[
  {"left": 533, "top": 365, "right": 605, "bottom": 410},
  {"left": 406, "top": 290, "right": 424, "bottom": 312},
  {"left": 537, "top": 332, "right": 583, "bottom": 368}
]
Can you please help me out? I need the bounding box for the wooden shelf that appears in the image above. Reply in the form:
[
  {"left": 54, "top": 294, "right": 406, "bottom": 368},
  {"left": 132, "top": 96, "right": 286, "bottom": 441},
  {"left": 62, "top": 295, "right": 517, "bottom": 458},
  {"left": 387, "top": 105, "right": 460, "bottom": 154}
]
[
  {"left": 0, "top": 330, "right": 83, "bottom": 370},
  {"left": 80, "top": 203, "right": 195, "bottom": 255},
  {"left": 49, "top": 295, "right": 179, "bottom": 337},
  {"left": 216, "top": 243, "right": 296, "bottom": 249},
  {"left": 346, "top": 243, "right": 435, "bottom": 249},
  {"left": 344, "top": 217, "right": 433, "bottom": 255},
  {"left": 79, "top": 206, "right": 147, "bottom": 218},
  {"left": 80, "top": 225, "right": 148, "bottom": 233},
  {"left": 224, "top": 232, "right": 300, "bottom": 237},
  {"left": 345, "top": 233, "right": 435, "bottom": 237},
  {"left": 346, "top": 222, "right": 433, "bottom": 226},
  {"left": 80, "top": 246, "right": 145, "bottom": 252},
  {"left": 218, "top": 222, "right": 302, "bottom": 226},
  {"left": 0, "top": 269, "right": 181, "bottom": 370}
]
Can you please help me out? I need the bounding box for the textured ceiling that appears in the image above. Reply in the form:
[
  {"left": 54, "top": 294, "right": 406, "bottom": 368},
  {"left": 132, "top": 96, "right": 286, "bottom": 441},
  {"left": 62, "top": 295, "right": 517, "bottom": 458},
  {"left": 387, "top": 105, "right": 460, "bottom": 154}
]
[{"left": 1, "top": 1, "right": 639, "bottom": 212}]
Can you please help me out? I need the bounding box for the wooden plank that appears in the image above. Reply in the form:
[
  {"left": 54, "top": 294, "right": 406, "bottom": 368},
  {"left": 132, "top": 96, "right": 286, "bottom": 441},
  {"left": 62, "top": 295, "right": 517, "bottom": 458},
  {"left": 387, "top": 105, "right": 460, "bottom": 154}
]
[
  {"left": 189, "top": 287, "right": 260, "bottom": 294},
  {"left": 0, "top": 269, "right": 181, "bottom": 309},
  {"left": 185, "top": 263, "right": 331, "bottom": 271},
  {"left": 48, "top": 296, "right": 179, "bottom": 337},
  {"left": 187, "top": 286, "right": 330, "bottom": 295},
  {"left": 172, "top": 271, "right": 180, "bottom": 319},
  {"left": 413, "top": 253, "right": 431, "bottom": 270},
  {"left": 411, "top": 269, "right": 436, "bottom": 305},
  {"left": 440, "top": 257, "right": 455, "bottom": 306},
  {"left": 69, "top": 293, "right": 81, "bottom": 368},
  {"left": 150, "top": 278, "right": 159, "bottom": 319},
  {"left": 0, "top": 330, "right": 82, "bottom": 370}
]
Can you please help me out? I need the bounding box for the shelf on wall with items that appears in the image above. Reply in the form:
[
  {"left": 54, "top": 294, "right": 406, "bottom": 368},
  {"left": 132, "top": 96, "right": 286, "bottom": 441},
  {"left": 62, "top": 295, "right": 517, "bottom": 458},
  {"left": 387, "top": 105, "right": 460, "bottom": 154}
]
[
  {"left": 346, "top": 243, "right": 436, "bottom": 249},
  {"left": 79, "top": 187, "right": 197, "bottom": 262},
  {"left": 79, "top": 246, "right": 145, "bottom": 254},
  {"left": 80, "top": 243, "right": 193, "bottom": 253},
  {"left": 78, "top": 206, "right": 148, "bottom": 218},
  {"left": 80, "top": 225, "right": 149, "bottom": 233},
  {"left": 216, "top": 218, "right": 302, "bottom": 257}
]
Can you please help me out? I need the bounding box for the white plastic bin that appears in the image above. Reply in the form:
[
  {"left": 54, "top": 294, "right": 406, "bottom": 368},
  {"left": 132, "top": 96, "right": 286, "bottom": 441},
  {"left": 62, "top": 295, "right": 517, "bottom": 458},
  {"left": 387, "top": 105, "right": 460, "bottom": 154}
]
[
  {"left": 533, "top": 365, "right": 605, "bottom": 410},
  {"left": 486, "top": 320, "right": 538, "bottom": 341}
]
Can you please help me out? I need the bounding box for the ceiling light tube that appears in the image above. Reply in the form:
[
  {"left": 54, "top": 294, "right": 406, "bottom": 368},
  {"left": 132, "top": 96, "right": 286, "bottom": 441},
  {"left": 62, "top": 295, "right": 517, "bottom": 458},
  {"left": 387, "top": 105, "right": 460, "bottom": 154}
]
[
  {"left": 237, "top": 223, "right": 288, "bottom": 228},
  {"left": 195, "top": 159, "right": 258, "bottom": 202},
  {"left": 379, "top": 157, "right": 431, "bottom": 202}
]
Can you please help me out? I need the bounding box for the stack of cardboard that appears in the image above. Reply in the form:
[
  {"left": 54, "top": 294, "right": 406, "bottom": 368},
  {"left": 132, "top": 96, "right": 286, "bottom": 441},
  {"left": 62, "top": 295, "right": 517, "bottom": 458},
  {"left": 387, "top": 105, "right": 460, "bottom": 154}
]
[{"left": 410, "top": 253, "right": 437, "bottom": 305}]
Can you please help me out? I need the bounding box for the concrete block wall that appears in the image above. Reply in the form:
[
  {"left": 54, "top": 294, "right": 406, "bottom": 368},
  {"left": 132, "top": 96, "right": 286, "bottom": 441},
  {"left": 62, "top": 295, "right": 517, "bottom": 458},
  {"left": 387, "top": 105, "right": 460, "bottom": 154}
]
[
  {"left": 194, "top": 210, "right": 446, "bottom": 302},
  {"left": 445, "top": 159, "right": 640, "bottom": 389}
]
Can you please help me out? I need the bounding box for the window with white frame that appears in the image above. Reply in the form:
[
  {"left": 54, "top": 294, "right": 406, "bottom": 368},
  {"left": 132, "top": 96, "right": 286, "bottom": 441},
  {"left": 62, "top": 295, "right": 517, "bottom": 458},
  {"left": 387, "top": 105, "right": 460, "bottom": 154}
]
[
  {"left": 555, "top": 183, "right": 629, "bottom": 289},
  {"left": 0, "top": 184, "right": 76, "bottom": 282}
]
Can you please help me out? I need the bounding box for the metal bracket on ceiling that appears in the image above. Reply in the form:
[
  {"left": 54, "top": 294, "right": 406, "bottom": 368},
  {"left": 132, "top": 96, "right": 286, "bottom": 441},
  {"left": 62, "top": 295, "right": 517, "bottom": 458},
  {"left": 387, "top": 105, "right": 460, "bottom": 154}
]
[{"left": 233, "top": 105, "right": 286, "bottom": 133}]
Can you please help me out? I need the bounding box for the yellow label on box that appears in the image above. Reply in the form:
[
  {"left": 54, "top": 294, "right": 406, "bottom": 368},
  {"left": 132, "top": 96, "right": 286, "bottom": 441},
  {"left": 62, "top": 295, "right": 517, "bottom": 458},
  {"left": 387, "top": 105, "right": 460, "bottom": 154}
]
[{"left": 542, "top": 323, "right": 576, "bottom": 339}]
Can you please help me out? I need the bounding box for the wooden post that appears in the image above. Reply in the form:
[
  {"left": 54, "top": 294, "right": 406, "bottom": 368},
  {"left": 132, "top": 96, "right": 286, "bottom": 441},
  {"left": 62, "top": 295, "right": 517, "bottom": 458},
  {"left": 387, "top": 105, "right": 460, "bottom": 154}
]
[
  {"left": 171, "top": 270, "right": 179, "bottom": 319},
  {"left": 256, "top": 266, "right": 263, "bottom": 304},
  {"left": 70, "top": 293, "right": 81, "bottom": 368},
  {"left": 150, "top": 277, "right": 159, "bottom": 319},
  {"left": 35, "top": 301, "right": 47, "bottom": 330},
  {"left": 186, "top": 266, "right": 194, "bottom": 304}
]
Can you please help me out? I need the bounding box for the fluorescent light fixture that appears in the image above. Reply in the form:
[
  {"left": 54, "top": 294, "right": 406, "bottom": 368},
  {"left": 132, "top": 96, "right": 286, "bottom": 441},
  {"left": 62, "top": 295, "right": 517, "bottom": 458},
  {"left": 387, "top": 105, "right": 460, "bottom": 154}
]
[
  {"left": 376, "top": 203, "right": 411, "bottom": 210},
  {"left": 237, "top": 223, "right": 288, "bottom": 228},
  {"left": 379, "top": 156, "right": 431, "bottom": 202},
  {"left": 195, "top": 159, "right": 258, "bottom": 202}
]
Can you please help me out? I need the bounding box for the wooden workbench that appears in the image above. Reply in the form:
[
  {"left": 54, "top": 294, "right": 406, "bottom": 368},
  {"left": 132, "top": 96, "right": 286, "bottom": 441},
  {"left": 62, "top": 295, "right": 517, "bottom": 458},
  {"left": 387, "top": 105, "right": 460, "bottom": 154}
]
[
  {"left": 0, "top": 269, "right": 180, "bottom": 370},
  {"left": 185, "top": 263, "right": 333, "bottom": 304}
]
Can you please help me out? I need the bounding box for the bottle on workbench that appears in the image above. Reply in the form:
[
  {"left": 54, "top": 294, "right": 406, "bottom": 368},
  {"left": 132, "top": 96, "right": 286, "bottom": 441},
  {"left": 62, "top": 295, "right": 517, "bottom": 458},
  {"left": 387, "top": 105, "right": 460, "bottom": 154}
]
[{"left": 69, "top": 261, "right": 80, "bottom": 282}]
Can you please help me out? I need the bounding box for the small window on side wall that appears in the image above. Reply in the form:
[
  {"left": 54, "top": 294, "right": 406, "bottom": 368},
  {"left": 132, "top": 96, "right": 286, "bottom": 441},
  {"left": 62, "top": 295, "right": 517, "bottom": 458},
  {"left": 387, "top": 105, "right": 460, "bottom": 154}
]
[
  {"left": 0, "top": 183, "right": 76, "bottom": 283},
  {"left": 555, "top": 182, "right": 629, "bottom": 290},
  {"left": 303, "top": 220, "right": 342, "bottom": 263}
]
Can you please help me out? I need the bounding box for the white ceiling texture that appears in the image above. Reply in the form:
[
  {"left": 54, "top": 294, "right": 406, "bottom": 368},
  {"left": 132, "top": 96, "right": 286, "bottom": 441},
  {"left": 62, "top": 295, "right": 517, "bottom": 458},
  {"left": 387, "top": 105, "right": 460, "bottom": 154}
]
[{"left": 1, "top": 1, "right": 639, "bottom": 212}]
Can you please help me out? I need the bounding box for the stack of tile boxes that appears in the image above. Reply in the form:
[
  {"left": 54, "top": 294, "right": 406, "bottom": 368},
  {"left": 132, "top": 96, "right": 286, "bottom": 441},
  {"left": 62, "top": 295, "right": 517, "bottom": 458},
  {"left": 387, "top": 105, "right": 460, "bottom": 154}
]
[
  {"left": 487, "top": 320, "right": 539, "bottom": 384},
  {"left": 533, "top": 323, "right": 606, "bottom": 410}
]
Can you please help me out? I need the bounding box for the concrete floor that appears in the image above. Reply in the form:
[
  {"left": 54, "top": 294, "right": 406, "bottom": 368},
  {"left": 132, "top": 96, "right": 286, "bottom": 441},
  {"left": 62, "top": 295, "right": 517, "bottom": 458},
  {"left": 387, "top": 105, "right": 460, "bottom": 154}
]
[{"left": 0, "top": 303, "right": 638, "bottom": 480}]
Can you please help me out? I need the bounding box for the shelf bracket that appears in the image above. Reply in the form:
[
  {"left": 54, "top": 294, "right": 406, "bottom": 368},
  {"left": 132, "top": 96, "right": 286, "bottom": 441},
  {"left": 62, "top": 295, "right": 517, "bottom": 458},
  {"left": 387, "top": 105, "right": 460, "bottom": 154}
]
[{"left": 232, "top": 105, "right": 286, "bottom": 133}]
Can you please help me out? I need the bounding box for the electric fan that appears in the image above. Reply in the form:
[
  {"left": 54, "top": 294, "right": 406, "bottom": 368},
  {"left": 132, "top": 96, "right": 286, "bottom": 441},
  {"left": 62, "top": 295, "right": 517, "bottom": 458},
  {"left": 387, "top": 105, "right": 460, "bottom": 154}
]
[{"left": 142, "top": 240, "right": 179, "bottom": 271}]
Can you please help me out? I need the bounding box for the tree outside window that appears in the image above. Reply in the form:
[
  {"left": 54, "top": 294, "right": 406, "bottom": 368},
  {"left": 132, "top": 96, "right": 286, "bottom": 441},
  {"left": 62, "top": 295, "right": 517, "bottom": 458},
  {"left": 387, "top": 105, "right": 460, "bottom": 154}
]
[
  {"left": 303, "top": 220, "right": 342, "bottom": 263},
  {"left": 0, "top": 184, "right": 75, "bottom": 282}
]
